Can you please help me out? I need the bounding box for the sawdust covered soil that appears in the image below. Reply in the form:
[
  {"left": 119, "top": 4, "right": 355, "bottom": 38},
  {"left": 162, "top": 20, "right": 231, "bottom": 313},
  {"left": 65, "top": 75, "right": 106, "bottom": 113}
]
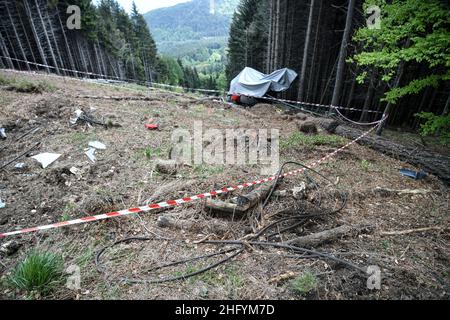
[{"left": 0, "top": 70, "right": 448, "bottom": 300}]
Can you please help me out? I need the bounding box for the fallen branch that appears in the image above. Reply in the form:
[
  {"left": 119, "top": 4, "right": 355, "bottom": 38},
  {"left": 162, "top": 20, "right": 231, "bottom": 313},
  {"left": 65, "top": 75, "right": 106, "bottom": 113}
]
[
  {"left": 380, "top": 226, "right": 448, "bottom": 236},
  {"left": 319, "top": 119, "right": 450, "bottom": 185},
  {"left": 287, "top": 224, "right": 372, "bottom": 247},
  {"left": 77, "top": 95, "right": 157, "bottom": 101},
  {"left": 268, "top": 271, "right": 297, "bottom": 284},
  {"left": 372, "top": 187, "right": 432, "bottom": 197},
  {"left": 205, "top": 183, "right": 274, "bottom": 215},
  {"left": 145, "top": 179, "right": 196, "bottom": 205}
]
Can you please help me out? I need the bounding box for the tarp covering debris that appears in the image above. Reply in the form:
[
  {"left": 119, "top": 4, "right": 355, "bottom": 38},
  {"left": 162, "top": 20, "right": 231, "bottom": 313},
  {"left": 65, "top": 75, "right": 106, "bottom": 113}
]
[{"left": 229, "top": 67, "right": 298, "bottom": 98}]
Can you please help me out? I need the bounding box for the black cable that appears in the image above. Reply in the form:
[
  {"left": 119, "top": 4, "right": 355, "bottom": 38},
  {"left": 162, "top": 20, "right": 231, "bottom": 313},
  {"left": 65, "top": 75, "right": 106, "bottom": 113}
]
[
  {"left": 95, "top": 161, "right": 358, "bottom": 284},
  {"left": 95, "top": 236, "right": 244, "bottom": 284}
]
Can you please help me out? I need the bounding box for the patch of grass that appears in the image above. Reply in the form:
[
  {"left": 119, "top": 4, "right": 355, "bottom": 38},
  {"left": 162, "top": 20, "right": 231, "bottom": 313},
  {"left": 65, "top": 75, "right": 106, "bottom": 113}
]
[
  {"left": 74, "top": 247, "right": 94, "bottom": 268},
  {"left": 113, "top": 83, "right": 148, "bottom": 93},
  {"left": 9, "top": 251, "right": 64, "bottom": 295},
  {"left": 281, "top": 132, "right": 345, "bottom": 151},
  {"left": 360, "top": 159, "right": 372, "bottom": 170},
  {"left": 142, "top": 146, "right": 164, "bottom": 160},
  {"left": 69, "top": 132, "right": 97, "bottom": 148},
  {"left": 60, "top": 213, "right": 71, "bottom": 222},
  {"left": 0, "top": 74, "right": 12, "bottom": 85},
  {"left": 193, "top": 165, "right": 224, "bottom": 178},
  {"left": 0, "top": 75, "right": 55, "bottom": 93},
  {"left": 380, "top": 240, "right": 391, "bottom": 251},
  {"left": 224, "top": 265, "right": 244, "bottom": 288},
  {"left": 291, "top": 271, "right": 318, "bottom": 296},
  {"left": 97, "top": 282, "right": 122, "bottom": 300}
]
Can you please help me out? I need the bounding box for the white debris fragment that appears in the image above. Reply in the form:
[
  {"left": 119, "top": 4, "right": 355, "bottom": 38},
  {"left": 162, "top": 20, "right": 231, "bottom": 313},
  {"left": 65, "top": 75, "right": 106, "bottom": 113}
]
[
  {"left": 32, "top": 153, "right": 62, "bottom": 169},
  {"left": 0, "top": 128, "right": 6, "bottom": 139},
  {"left": 14, "top": 163, "right": 26, "bottom": 169},
  {"left": 0, "top": 240, "right": 20, "bottom": 256},
  {"left": 70, "top": 109, "right": 84, "bottom": 125},
  {"left": 85, "top": 147, "right": 97, "bottom": 163},
  {"left": 292, "top": 182, "right": 307, "bottom": 200},
  {"left": 0, "top": 199, "right": 5, "bottom": 209},
  {"left": 88, "top": 141, "right": 106, "bottom": 150},
  {"left": 70, "top": 166, "right": 81, "bottom": 175}
]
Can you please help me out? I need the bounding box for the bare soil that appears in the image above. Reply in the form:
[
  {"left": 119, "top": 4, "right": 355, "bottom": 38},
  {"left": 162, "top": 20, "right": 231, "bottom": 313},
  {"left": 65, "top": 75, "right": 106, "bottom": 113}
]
[{"left": 0, "top": 70, "right": 448, "bottom": 300}]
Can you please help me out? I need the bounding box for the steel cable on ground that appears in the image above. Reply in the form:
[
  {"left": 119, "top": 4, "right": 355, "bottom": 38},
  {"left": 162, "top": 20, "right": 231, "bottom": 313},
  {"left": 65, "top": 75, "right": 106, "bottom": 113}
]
[{"left": 95, "top": 162, "right": 359, "bottom": 285}]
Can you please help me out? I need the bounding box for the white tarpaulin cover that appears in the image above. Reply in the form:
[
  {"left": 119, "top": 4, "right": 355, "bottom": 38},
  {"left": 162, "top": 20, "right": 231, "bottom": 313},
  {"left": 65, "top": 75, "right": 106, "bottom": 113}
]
[{"left": 229, "top": 67, "right": 298, "bottom": 98}]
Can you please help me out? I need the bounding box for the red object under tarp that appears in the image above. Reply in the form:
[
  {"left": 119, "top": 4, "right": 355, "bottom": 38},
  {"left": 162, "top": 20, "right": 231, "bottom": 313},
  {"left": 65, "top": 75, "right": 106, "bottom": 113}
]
[{"left": 231, "top": 94, "right": 240, "bottom": 103}]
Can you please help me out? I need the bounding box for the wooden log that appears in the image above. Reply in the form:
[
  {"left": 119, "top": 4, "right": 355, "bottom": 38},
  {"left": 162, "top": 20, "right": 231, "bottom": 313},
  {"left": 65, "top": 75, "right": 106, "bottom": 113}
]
[
  {"left": 287, "top": 224, "right": 372, "bottom": 247},
  {"left": 319, "top": 119, "right": 450, "bottom": 185},
  {"left": 297, "top": 120, "right": 318, "bottom": 134},
  {"left": 154, "top": 159, "right": 178, "bottom": 175},
  {"left": 380, "top": 226, "right": 448, "bottom": 236},
  {"left": 205, "top": 183, "right": 274, "bottom": 215},
  {"left": 372, "top": 187, "right": 432, "bottom": 197}
]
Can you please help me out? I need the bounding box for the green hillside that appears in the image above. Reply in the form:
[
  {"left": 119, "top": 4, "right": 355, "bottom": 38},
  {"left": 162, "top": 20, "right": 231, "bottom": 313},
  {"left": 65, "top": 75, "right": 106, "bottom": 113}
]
[{"left": 144, "top": 0, "right": 239, "bottom": 81}]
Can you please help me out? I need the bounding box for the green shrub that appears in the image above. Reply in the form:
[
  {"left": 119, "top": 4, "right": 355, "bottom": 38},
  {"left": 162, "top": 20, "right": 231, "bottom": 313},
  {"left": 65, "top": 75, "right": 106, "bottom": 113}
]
[
  {"left": 361, "top": 159, "right": 371, "bottom": 170},
  {"left": 0, "top": 75, "right": 54, "bottom": 93},
  {"left": 9, "top": 251, "right": 64, "bottom": 294},
  {"left": 0, "top": 74, "right": 12, "bottom": 85},
  {"left": 415, "top": 112, "right": 450, "bottom": 145},
  {"left": 291, "top": 271, "right": 318, "bottom": 296}
]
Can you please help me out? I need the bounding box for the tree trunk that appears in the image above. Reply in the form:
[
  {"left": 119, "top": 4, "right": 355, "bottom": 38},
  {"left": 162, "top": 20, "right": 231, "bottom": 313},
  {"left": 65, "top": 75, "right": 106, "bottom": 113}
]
[
  {"left": 346, "top": 70, "right": 357, "bottom": 109},
  {"left": 34, "top": 0, "right": 60, "bottom": 74},
  {"left": 307, "top": 0, "right": 322, "bottom": 102},
  {"left": 15, "top": 2, "right": 37, "bottom": 66},
  {"left": 359, "top": 70, "right": 377, "bottom": 122},
  {"left": 45, "top": 11, "right": 66, "bottom": 76},
  {"left": 0, "top": 33, "right": 14, "bottom": 69},
  {"left": 6, "top": 3, "right": 30, "bottom": 71},
  {"left": 320, "top": 119, "right": 450, "bottom": 185},
  {"left": 297, "top": 0, "right": 315, "bottom": 101},
  {"left": 443, "top": 94, "right": 450, "bottom": 115},
  {"left": 266, "top": 0, "right": 273, "bottom": 73},
  {"left": 24, "top": 0, "right": 50, "bottom": 72},
  {"left": 56, "top": 9, "right": 76, "bottom": 76},
  {"left": 377, "top": 39, "right": 410, "bottom": 135},
  {"left": 330, "top": 0, "right": 355, "bottom": 108},
  {"left": 273, "top": 0, "right": 281, "bottom": 70}
]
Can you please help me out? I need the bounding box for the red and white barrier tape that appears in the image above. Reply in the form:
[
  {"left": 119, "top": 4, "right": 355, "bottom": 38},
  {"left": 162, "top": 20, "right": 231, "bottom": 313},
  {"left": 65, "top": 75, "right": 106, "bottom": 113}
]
[
  {"left": 254, "top": 95, "right": 383, "bottom": 115},
  {"left": 0, "top": 123, "right": 381, "bottom": 238}
]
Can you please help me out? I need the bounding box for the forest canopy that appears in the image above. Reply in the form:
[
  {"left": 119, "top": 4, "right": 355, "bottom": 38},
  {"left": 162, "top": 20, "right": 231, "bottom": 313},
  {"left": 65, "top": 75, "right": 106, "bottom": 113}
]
[{"left": 225, "top": 0, "right": 449, "bottom": 138}]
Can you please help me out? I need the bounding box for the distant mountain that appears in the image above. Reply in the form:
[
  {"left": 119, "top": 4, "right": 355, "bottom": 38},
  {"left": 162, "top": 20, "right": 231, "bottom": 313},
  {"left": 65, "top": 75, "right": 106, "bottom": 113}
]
[{"left": 144, "top": 0, "right": 240, "bottom": 55}]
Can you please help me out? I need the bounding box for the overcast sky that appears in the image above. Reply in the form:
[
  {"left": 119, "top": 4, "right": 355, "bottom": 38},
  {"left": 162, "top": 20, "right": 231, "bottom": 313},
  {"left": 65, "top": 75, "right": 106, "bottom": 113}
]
[{"left": 111, "top": 0, "right": 191, "bottom": 13}]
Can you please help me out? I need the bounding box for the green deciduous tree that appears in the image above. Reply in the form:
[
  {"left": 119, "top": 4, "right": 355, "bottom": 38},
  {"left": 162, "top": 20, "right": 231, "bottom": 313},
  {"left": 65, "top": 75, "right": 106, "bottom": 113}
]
[{"left": 350, "top": 0, "right": 450, "bottom": 133}]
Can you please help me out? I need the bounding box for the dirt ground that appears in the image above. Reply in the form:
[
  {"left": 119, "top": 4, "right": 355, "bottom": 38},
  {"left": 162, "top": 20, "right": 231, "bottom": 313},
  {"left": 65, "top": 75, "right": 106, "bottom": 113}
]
[{"left": 0, "top": 70, "right": 448, "bottom": 300}]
